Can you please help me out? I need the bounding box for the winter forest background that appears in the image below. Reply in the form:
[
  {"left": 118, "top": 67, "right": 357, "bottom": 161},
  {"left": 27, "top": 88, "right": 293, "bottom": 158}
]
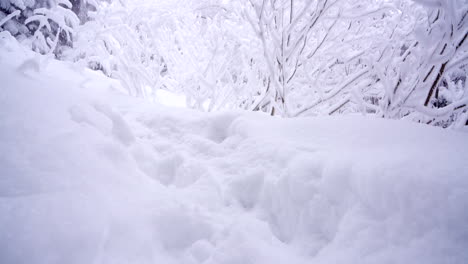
[{"left": 1, "top": 0, "right": 467, "bottom": 128}]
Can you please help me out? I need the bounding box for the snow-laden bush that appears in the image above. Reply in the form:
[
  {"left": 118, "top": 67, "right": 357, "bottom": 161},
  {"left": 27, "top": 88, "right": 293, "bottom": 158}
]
[
  {"left": 2, "top": 0, "right": 467, "bottom": 128},
  {"left": 64, "top": 0, "right": 268, "bottom": 107},
  {"left": 155, "top": 2, "right": 269, "bottom": 111},
  {"left": 405, "top": 0, "right": 467, "bottom": 128},
  {"left": 63, "top": 0, "right": 171, "bottom": 97},
  {"left": 0, "top": 0, "right": 96, "bottom": 54},
  {"left": 367, "top": 0, "right": 468, "bottom": 127}
]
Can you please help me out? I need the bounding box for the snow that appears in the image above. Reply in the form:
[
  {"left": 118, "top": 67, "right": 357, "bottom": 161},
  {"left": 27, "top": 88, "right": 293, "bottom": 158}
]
[
  {"left": 154, "top": 89, "right": 187, "bottom": 108},
  {"left": 1, "top": 33, "right": 468, "bottom": 264}
]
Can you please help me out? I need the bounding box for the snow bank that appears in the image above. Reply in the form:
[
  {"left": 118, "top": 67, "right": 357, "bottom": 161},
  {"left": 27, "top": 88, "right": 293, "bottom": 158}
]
[
  {"left": 1, "top": 33, "right": 467, "bottom": 264},
  {"left": 228, "top": 115, "right": 468, "bottom": 263}
]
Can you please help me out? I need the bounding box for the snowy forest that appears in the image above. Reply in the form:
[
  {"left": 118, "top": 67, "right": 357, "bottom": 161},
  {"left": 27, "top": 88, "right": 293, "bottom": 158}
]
[{"left": 1, "top": 0, "right": 468, "bottom": 264}]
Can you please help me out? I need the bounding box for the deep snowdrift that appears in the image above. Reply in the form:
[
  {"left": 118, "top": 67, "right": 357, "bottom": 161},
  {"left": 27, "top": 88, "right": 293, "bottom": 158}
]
[{"left": 1, "top": 33, "right": 468, "bottom": 264}]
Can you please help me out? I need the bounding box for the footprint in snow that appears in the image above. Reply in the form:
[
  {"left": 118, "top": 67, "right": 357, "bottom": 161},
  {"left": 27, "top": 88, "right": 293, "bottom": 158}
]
[
  {"left": 93, "top": 103, "right": 135, "bottom": 146},
  {"left": 68, "top": 103, "right": 135, "bottom": 147}
]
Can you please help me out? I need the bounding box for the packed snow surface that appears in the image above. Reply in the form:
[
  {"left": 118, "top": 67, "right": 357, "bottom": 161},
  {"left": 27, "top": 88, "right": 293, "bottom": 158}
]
[{"left": 1, "top": 33, "right": 468, "bottom": 264}]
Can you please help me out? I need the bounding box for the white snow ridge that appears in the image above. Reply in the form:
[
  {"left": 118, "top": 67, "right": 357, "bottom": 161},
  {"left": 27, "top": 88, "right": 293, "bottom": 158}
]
[{"left": 1, "top": 33, "right": 468, "bottom": 264}]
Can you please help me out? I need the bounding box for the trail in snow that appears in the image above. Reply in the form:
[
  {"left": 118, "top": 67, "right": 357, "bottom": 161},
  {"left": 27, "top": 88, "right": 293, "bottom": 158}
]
[{"left": 1, "top": 33, "right": 468, "bottom": 264}]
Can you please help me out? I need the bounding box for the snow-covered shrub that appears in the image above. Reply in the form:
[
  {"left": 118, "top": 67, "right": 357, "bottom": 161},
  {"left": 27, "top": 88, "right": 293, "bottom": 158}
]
[
  {"left": 63, "top": 0, "right": 166, "bottom": 97},
  {"left": 0, "top": 0, "right": 96, "bottom": 55},
  {"left": 371, "top": 0, "right": 468, "bottom": 128},
  {"left": 241, "top": 0, "right": 399, "bottom": 117},
  {"left": 0, "top": 0, "right": 36, "bottom": 38},
  {"left": 238, "top": 0, "right": 467, "bottom": 127},
  {"left": 2, "top": 0, "right": 466, "bottom": 128},
  {"left": 64, "top": 0, "right": 267, "bottom": 106},
  {"left": 155, "top": 2, "right": 269, "bottom": 111},
  {"left": 25, "top": 0, "right": 80, "bottom": 54},
  {"left": 410, "top": 0, "right": 468, "bottom": 128}
]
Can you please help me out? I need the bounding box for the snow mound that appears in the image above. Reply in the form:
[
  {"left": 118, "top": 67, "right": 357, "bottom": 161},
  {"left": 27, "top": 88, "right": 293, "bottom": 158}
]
[{"left": 1, "top": 34, "right": 468, "bottom": 264}]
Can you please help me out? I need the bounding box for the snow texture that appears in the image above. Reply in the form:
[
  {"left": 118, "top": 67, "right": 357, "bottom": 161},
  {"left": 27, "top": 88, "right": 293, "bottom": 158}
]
[{"left": 1, "top": 32, "right": 468, "bottom": 264}]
